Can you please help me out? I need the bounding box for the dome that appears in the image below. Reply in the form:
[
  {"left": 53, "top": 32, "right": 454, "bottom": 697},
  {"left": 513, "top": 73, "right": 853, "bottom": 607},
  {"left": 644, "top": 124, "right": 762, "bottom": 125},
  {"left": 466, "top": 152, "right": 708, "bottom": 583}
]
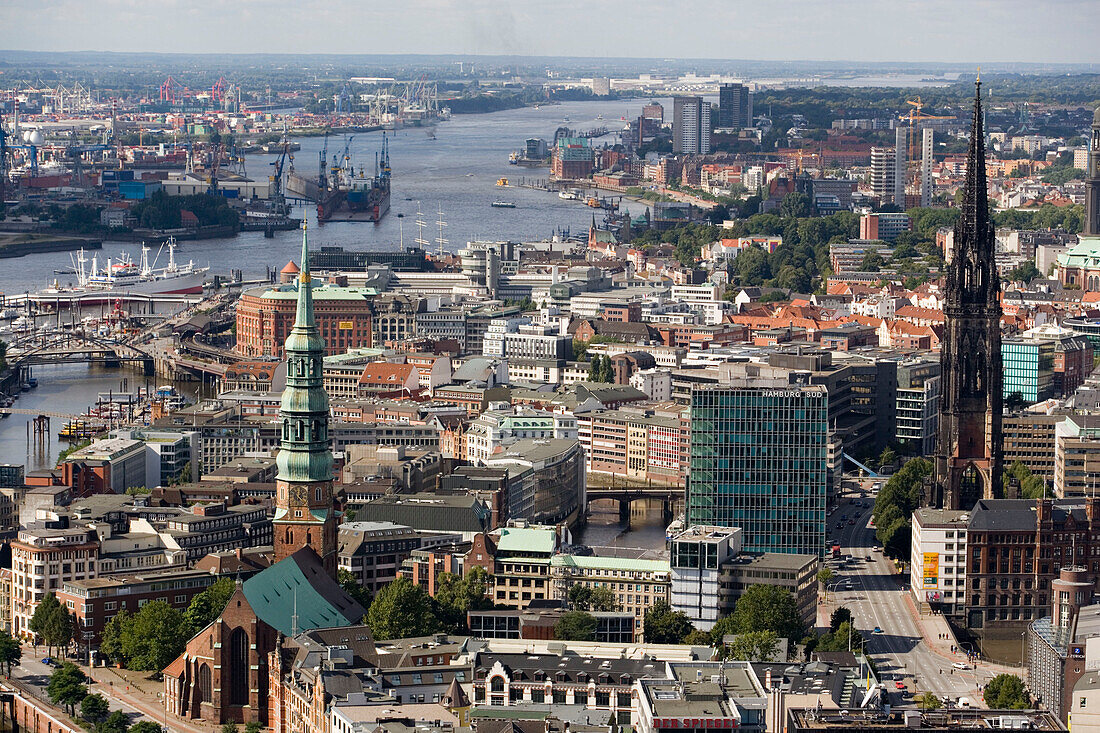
[{"left": 281, "top": 260, "right": 300, "bottom": 274}]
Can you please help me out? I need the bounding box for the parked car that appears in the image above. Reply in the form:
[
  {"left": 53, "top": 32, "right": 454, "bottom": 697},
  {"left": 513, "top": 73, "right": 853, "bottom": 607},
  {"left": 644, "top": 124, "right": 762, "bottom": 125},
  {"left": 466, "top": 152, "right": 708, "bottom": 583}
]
[{"left": 873, "top": 627, "right": 883, "bottom": 634}]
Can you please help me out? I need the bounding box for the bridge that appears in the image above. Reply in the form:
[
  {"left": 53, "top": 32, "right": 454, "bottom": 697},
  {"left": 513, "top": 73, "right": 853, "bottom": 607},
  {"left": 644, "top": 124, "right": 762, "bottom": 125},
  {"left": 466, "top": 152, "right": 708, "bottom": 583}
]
[
  {"left": 586, "top": 481, "right": 683, "bottom": 524},
  {"left": 5, "top": 331, "right": 155, "bottom": 375}
]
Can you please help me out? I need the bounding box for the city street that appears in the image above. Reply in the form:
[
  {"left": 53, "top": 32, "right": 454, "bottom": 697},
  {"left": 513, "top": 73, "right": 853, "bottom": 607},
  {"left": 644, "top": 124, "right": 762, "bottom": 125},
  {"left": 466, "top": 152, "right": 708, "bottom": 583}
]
[{"left": 823, "top": 481, "right": 1012, "bottom": 706}]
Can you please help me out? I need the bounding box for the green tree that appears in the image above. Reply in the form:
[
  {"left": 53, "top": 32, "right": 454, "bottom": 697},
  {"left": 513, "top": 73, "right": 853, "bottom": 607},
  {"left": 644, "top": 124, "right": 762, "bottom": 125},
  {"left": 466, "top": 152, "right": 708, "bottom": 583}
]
[
  {"left": 367, "top": 577, "right": 439, "bottom": 640},
  {"left": 183, "top": 577, "right": 236, "bottom": 633},
  {"left": 338, "top": 569, "right": 373, "bottom": 612},
  {"left": 983, "top": 673, "right": 1029, "bottom": 709},
  {"left": 815, "top": 621, "right": 864, "bottom": 653},
  {"left": 554, "top": 611, "right": 598, "bottom": 641},
  {"left": 100, "top": 710, "right": 129, "bottom": 733},
  {"left": 121, "top": 601, "right": 190, "bottom": 674},
  {"left": 29, "top": 592, "right": 61, "bottom": 654},
  {"left": 589, "top": 585, "right": 618, "bottom": 612},
  {"left": 572, "top": 339, "right": 590, "bottom": 361},
  {"left": 568, "top": 584, "right": 593, "bottom": 610},
  {"left": 221, "top": 725, "right": 240, "bottom": 733},
  {"left": 433, "top": 567, "right": 492, "bottom": 632},
  {"left": 643, "top": 601, "right": 694, "bottom": 644},
  {"left": 588, "top": 357, "right": 601, "bottom": 381},
  {"left": 128, "top": 723, "right": 165, "bottom": 733},
  {"left": 779, "top": 192, "right": 811, "bottom": 219},
  {"left": 0, "top": 630, "right": 21, "bottom": 674},
  {"left": 99, "top": 610, "right": 130, "bottom": 667},
  {"left": 46, "top": 662, "right": 87, "bottom": 715},
  {"left": 879, "top": 447, "right": 898, "bottom": 469},
  {"left": 730, "top": 585, "right": 805, "bottom": 640},
  {"left": 80, "top": 693, "right": 110, "bottom": 724},
  {"left": 244, "top": 722, "right": 264, "bottom": 733},
  {"left": 817, "top": 567, "right": 834, "bottom": 589},
  {"left": 917, "top": 691, "right": 943, "bottom": 710},
  {"left": 860, "top": 249, "right": 885, "bottom": 272},
  {"left": 1007, "top": 261, "right": 1041, "bottom": 284},
  {"left": 725, "top": 630, "right": 781, "bottom": 661},
  {"left": 830, "top": 607, "right": 852, "bottom": 632}
]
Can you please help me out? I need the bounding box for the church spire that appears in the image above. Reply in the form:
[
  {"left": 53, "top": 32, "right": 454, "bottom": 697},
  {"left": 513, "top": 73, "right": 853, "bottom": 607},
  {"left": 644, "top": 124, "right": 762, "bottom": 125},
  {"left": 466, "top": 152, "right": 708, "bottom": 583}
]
[{"left": 960, "top": 77, "right": 989, "bottom": 245}]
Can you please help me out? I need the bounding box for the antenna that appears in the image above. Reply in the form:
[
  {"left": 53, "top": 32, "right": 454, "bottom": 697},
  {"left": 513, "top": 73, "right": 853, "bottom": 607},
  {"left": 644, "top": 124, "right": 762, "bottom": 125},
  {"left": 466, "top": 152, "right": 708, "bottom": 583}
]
[{"left": 292, "top": 583, "right": 299, "bottom": 636}]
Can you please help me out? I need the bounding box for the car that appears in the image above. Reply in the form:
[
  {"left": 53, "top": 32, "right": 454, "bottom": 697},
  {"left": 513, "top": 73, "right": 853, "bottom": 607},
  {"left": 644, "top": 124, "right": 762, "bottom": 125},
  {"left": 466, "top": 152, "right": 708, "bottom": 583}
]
[
  {"left": 848, "top": 519, "right": 856, "bottom": 525},
  {"left": 835, "top": 523, "right": 842, "bottom": 530},
  {"left": 895, "top": 681, "right": 906, "bottom": 690},
  {"left": 866, "top": 556, "right": 875, "bottom": 562},
  {"left": 873, "top": 626, "right": 883, "bottom": 634},
  {"left": 952, "top": 662, "right": 971, "bottom": 670},
  {"left": 840, "top": 514, "right": 847, "bottom": 521}
]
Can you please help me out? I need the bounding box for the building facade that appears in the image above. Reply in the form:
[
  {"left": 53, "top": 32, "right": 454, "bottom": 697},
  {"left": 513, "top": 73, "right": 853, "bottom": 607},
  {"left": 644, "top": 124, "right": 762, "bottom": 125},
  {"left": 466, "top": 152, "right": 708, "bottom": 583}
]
[
  {"left": 673, "top": 96, "right": 711, "bottom": 155},
  {"left": 687, "top": 384, "right": 827, "bottom": 556}
]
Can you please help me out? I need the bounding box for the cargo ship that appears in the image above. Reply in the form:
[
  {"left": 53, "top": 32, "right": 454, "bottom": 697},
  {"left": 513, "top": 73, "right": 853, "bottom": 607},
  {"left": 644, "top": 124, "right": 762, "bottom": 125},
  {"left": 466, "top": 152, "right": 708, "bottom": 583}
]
[{"left": 317, "top": 134, "right": 392, "bottom": 224}]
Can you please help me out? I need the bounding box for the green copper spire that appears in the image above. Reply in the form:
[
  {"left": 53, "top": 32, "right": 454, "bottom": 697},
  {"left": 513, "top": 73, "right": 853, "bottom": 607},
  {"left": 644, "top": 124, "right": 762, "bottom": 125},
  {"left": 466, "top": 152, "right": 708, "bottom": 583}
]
[{"left": 276, "top": 222, "right": 333, "bottom": 483}]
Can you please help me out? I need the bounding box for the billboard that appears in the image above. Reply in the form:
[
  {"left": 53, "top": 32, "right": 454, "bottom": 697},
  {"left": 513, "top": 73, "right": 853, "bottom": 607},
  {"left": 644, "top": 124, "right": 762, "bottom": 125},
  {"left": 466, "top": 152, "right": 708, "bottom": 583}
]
[
  {"left": 922, "top": 552, "right": 939, "bottom": 587},
  {"left": 339, "top": 321, "right": 355, "bottom": 330}
]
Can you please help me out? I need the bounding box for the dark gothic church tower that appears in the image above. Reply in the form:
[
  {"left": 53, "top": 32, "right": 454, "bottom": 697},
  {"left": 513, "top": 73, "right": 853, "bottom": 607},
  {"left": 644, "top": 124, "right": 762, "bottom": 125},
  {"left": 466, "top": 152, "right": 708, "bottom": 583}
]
[{"left": 930, "top": 78, "right": 1002, "bottom": 510}]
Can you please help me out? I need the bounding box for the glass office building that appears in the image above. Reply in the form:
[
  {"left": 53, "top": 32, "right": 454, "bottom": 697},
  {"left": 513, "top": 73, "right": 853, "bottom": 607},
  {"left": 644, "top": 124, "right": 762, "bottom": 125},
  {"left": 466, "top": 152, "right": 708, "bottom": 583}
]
[
  {"left": 1002, "top": 338, "right": 1055, "bottom": 404},
  {"left": 687, "top": 385, "right": 828, "bottom": 556}
]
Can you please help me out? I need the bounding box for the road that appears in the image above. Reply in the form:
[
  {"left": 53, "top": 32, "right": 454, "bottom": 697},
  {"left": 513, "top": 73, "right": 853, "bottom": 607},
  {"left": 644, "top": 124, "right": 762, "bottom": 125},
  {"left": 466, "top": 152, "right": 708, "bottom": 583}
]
[{"left": 824, "top": 481, "right": 999, "bottom": 706}]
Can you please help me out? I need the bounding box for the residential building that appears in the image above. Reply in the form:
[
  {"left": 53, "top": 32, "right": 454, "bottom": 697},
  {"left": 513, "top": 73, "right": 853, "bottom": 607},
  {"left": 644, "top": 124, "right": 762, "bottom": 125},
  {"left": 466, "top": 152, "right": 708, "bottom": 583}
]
[
  {"left": 465, "top": 407, "right": 576, "bottom": 466},
  {"left": 859, "top": 212, "right": 912, "bottom": 242},
  {"left": 338, "top": 522, "right": 462, "bottom": 597},
  {"left": 687, "top": 383, "right": 828, "bottom": 556},
  {"left": 577, "top": 406, "right": 690, "bottom": 487},
  {"left": 718, "top": 83, "right": 752, "bottom": 129},
  {"left": 467, "top": 607, "right": 634, "bottom": 643},
  {"left": 718, "top": 552, "right": 819, "bottom": 630},
  {"left": 630, "top": 368, "right": 673, "bottom": 402},
  {"left": 11, "top": 521, "right": 100, "bottom": 638},
  {"left": 673, "top": 96, "right": 711, "bottom": 155}
]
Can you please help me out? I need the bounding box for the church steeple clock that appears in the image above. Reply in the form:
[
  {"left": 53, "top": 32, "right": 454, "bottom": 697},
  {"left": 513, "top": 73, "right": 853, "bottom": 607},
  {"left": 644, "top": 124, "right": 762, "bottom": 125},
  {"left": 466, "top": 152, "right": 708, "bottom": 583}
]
[{"left": 273, "top": 223, "right": 337, "bottom": 576}]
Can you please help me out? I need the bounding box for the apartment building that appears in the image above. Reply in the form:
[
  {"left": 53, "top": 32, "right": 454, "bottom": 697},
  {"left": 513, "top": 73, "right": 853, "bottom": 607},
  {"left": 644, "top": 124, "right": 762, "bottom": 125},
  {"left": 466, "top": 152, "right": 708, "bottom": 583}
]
[
  {"left": 11, "top": 521, "right": 99, "bottom": 638},
  {"left": 577, "top": 405, "right": 690, "bottom": 487},
  {"left": 549, "top": 554, "right": 671, "bottom": 639}
]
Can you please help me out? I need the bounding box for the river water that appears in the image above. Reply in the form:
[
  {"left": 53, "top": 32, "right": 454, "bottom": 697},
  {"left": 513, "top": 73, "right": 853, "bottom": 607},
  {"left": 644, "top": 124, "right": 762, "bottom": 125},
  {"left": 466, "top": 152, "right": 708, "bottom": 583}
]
[{"left": 0, "top": 98, "right": 669, "bottom": 474}]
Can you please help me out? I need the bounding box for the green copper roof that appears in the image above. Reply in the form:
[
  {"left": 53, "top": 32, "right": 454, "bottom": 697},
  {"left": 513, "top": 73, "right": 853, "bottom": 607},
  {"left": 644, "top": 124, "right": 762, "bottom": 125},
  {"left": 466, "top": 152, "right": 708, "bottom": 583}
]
[
  {"left": 495, "top": 526, "right": 557, "bottom": 555},
  {"left": 242, "top": 548, "right": 364, "bottom": 636},
  {"left": 276, "top": 224, "right": 335, "bottom": 484}
]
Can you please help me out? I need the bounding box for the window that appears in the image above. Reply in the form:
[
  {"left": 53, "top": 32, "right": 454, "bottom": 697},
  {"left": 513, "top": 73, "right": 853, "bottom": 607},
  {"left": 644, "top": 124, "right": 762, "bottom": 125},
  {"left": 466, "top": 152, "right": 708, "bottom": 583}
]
[
  {"left": 198, "top": 664, "right": 212, "bottom": 705},
  {"left": 228, "top": 628, "right": 250, "bottom": 706}
]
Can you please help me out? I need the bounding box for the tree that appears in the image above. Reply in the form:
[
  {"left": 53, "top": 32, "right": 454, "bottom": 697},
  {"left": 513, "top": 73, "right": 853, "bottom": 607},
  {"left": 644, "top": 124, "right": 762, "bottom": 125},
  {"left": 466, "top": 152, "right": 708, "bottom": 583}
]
[
  {"left": 568, "top": 584, "right": 594, "bottom": 610},
  {"left": 830, "top": 607, "right": 852, "bottom": 632},
  {"left": 0, "top": 630, "right": 22, "bottom": 674},
  {"left": 725, "top": 631, "right": 780, "bottom": 661},
  {"left": 554, "top": 611, "right": 598, "bottom": 641},
  {"left": 815, "top": 621, "right": 864, "bottom": 653},
  {"left": 29, "top": 592, "right": 62, "bottom": 655},
  {"left": 221, "top": 725, "right": 240, "bottom": 733},
  {"left": 433, "top": 567, "right": 492, "bottom": 632},
  {"left": 917, "top": 691, "right": 943, "bottom": 710},
  {"left": 47, "top": 662, "right": 87, "bottom": 715},
  {"left": 367, "top": 577, "right": 439, "bottom": 640},
  {"left": 80, "top": 693, "right": 110, "bottom": 724},
  {"left": 878, "top": 447, "right": 898, "bottom": 469},
  {"left": 338, "top": 569, "right": 373, "bottom": 612},
  {"left": 643, "top": 601, "right": 694, "bottom": 644},
  {"left": 589, "top": 585, "right": 618, "bottom": 612},
  {"left": 121, "top": 601, "right": 190, "bottom": 673},
  {"left": 1007, "top": 261, "right": 1041, "bottom": 284},
  {"left": 100, "top": 710, "right": 129, "bottom": 733},
  {"left": 244, "top": 722, "right": 264, "bottom": 733},
  {"left": 183, "top": 577, "right": 236, "bottom": 633},
  {"left": 129, "top": 723, "right": 165, "bottom": 733},
  {"left": 99, "top": 610, "right": 130, "bottom": 667},
  {"left": 817, "top": 567, "right": 834, "bottom": 590},
  {"left": 984, "top": 673, "right": 1029, "bottom": 709},
  {"left": 779, "top": 192, "right": 811, "bottom": 219},
  {"left": 860, "top": 249, "right": 885, "bottom": 272},
  {"left": 730, "top": 585, "right": 805, "bottom": 641}
]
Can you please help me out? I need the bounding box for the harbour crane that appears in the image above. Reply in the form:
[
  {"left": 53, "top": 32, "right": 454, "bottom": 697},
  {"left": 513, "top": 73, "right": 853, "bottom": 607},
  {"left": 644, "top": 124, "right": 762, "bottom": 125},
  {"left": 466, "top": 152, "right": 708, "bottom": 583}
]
[
  {"left": 211, "top": 77, "right": 228, "bottom": 105},
  {"left": 335, "top": 83, "right": 352, "bottom": 115},
  {"left": 269, "top": 133, "right": 292, "bottom": 217},
  {"left": 318, "top": 132, "right": 330, "bottom": 193},
  {"left": 159, "top": 76, "right": 186, "bottom": 105}
]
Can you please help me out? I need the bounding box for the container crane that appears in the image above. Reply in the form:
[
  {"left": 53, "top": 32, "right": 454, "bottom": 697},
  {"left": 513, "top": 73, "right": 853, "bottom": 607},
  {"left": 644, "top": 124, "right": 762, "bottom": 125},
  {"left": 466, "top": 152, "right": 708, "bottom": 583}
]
[
  {"left": 159, "top": 76, "right": 186, "bottom": 105},
  {"left": 211, "top": 77, "right": 228, "bottom": 105},
  {"left": 335, "top": 84, "right": 352, "bottom": 115}
]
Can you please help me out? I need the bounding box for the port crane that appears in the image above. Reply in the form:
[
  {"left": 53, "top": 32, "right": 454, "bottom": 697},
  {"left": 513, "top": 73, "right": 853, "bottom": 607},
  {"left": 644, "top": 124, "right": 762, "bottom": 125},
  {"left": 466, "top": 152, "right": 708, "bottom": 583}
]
[
  {"left": 268, "top": 133, "right": 292, "bottom": 217},
  {"left": 318, "top": 132, "right": 330, "bottom": 194},
  {"left": 334, "top": 84, "right": 352, "bottom": 115},
  {"left": 159, "top": 76, "right": 187, "bottom": 105},
  {"left": 211, "top": 77, "right": 228, "bottom": 104}
]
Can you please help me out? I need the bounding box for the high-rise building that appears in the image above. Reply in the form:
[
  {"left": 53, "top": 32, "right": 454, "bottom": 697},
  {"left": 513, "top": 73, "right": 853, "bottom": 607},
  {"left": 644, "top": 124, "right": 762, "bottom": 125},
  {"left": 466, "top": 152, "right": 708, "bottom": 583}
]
[
  {"left": 718, "top": 83, "right": 752, "bottom": 129},
  {"left": 894, "top": 126, "right": 907, "bottom": 205},
  {"left": 921, "top": 127, "right": 935, "bottom": 207},
  {"left": 687, "top": 382, "right": 828, "bottom": 556},
  {"left": 870, "top": 146, "right": 894, "bottom": 202},
  {"left": 673, "top": 96, "right": 711, "bottom": 155},
  {"left": 930, "top": 79, "right": 1003, "bottom": 511},
  {"left": 273, "top": 225, "right": 338, "bottom": 577}
]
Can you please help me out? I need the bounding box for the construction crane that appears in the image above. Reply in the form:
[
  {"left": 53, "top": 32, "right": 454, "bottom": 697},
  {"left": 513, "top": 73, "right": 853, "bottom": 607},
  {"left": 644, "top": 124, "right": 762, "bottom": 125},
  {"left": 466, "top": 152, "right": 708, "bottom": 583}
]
[{"left": 898, "top": 97, "right": 955, "bottom": 161}]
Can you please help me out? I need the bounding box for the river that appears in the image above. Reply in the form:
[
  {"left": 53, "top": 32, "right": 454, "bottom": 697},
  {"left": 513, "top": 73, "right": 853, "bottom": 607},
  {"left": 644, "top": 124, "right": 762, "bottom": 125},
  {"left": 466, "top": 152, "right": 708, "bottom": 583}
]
[{"left": 0, "top": 98, "right": 669, "bottom": 472}]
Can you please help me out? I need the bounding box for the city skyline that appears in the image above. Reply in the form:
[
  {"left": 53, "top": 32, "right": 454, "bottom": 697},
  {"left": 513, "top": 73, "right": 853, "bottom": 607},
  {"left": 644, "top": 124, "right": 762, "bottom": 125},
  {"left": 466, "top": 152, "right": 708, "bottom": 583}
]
[{"left": 2, "top": 0, "right": 1099, "bottom": 64}]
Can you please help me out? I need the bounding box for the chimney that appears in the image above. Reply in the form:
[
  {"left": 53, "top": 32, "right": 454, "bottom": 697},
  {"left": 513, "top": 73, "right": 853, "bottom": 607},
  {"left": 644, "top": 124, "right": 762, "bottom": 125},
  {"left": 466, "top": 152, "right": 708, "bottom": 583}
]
[
  {"left": 235, "top": 548, "right": 243, "bottom": 560},
  {"left": 1087, "top": 496, "right": 1100, "bottom": 525},
  {"left": 765, "top": 668, "right": 772, "bottom": 691}
]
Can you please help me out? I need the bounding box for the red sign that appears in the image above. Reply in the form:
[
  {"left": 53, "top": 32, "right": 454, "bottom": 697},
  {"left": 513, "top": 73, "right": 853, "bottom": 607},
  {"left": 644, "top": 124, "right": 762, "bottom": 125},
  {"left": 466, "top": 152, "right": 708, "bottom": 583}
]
[{"left": 652, "top": 719, "right": 738, "bottom": 729}]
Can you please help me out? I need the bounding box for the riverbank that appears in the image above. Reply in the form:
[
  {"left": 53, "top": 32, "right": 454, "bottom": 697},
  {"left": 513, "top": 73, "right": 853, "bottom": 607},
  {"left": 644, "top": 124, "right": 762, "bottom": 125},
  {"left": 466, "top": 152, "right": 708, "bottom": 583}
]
[{"left": 0, "top": 232, "right": 102, "bottom": 259}]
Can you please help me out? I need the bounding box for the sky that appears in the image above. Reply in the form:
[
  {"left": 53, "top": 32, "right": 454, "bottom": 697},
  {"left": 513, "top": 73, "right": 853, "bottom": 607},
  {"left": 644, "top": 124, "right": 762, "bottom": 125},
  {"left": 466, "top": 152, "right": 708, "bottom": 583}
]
[{"left": 2, "top": 0, "right": 1099, "bottom": 65}]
